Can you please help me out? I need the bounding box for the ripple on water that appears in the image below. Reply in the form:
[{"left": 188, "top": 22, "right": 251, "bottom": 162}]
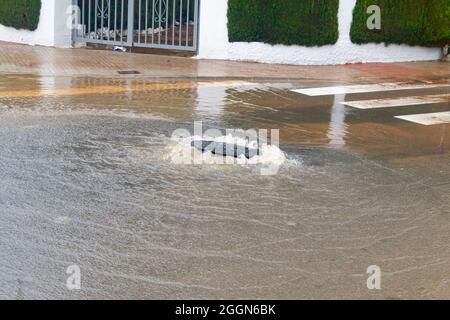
[{"left": 1, "top": 77, "right": 449, "bottom": 299}]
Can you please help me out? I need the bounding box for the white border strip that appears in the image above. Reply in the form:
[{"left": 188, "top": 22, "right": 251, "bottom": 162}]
[
  {"left": 341, "top": 94, "right": 449, "bottom": 109},
  {"left": 197, "top": 81, "right": 257, "bottom": 88},
  {"left": 395, "top": 111, "right": 450, "bottom": 125},
  {"left": 291, "top": 83, "right": 450, "bottom": 96}
]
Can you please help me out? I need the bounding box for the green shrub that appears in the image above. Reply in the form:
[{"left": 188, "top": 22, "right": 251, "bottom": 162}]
[
  {"left": 351, "top": 0, "right": 450, "bottom": 47},
  {"left": 0, "top": 0, "right": 41, "bottom": 31},
  {"left": 227, "top": 0, "right": 339, "bottom": 47}
]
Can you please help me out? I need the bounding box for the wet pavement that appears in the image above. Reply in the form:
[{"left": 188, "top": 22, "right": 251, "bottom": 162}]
[
  {"left": 0, "top": 42, "right": 449, "bottom": 82},
  {"left": 0, "top": 50, "right": 449, "bottom": 299}
]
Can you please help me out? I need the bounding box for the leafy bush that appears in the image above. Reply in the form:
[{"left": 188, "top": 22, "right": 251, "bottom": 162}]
[
  {"left": 351, "top": 0, "right": 450, "bottom": 46},
  {"left": 228, "top": 0, "right": 339, "bottom": 47},
  {"left": 0, "top": 0, "right": 41, "bottom": 31}
]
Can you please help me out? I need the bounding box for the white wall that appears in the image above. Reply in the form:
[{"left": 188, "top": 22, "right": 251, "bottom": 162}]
[
  {"left": 54, "top": 0, "right": 73, "bottom": 47},
  {"left": 197, "top": 0, "right": 229, "bottom": 60},
  {"left": 0, "top": 0, "right": 72, "bottom": 47},
  {"left": 197, "top": 0, "right": 442, "bottom": 65}
]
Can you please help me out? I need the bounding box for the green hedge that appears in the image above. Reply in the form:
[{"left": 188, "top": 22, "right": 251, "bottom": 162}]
[
  {"left": 0, "top": 0, "right": 41, "bottom": 31},
  {"left": 351, "top": 0, "right": 450, "bottom": 47},
  {"left": 228, "top": 0, "right": 339, "bottom": 47}
]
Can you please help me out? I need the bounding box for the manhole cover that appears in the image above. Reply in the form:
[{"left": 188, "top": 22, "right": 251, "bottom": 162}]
[{"left": 118, "top": 70, "right": 140, "bottom": 75}]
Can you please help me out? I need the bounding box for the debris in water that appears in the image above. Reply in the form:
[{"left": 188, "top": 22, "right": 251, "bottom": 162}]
[{"left": 113, "top": 46, "right": 127, "bottom": 52}]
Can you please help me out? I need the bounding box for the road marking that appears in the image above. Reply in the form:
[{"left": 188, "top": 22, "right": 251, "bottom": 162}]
[
  {"left": 341, "top": 94, "right": 449, "bottom": 109},
  {"left": 198, "top": 80, "right": 256, "bottom": 87},
  {"left": 291, "top": 82, "right": 450, "bottom": 96},
  {"left": 395, "top": 111, "right": 450, "bottom": 125}
]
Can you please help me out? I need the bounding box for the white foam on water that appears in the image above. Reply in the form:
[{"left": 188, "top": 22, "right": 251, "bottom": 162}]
[
  {"left": 167, "top": 134, "right": 288, "bottom": 167},
  {"left": 0, "top": 102, "right": 9, "bottom": 111}
]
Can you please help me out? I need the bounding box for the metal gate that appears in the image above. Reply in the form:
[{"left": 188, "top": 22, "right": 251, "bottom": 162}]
[{"left": 73, "top": 0, "right": 199, "bottom": 51}]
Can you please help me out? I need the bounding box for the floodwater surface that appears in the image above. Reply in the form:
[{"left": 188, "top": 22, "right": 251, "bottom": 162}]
[{"left": 0, "top": 74, "right": 449, "bottom": 299}]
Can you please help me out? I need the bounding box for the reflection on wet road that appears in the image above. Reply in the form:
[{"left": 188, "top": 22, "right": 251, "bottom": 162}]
[{"left": 0, "top": 74, "right": 449, "bottom": 299}]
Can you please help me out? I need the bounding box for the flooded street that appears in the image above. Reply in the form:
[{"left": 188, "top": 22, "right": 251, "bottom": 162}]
[{"left": 0, "top": 73, "right": 449, "bottom": 299}]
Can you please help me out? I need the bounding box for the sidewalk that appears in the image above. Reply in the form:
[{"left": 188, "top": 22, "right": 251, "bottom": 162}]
[{"left": 0, "top": 42, "right": 448, "bottom": 82}]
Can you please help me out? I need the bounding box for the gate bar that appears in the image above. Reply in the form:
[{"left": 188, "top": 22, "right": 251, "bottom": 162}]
[
  {"left": 73, "top": 0, "right": 200, "bottom": 51},
  {"left": 127, "top": 0, "right": 134, "bottom": 46}
]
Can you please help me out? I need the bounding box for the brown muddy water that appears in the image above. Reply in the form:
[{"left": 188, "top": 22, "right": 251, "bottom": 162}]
[{"left": 0, "top": 74, "right": 449, "bottom": 299}]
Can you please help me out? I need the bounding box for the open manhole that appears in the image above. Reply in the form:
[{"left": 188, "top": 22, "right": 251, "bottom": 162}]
[
  {"left": 191, "top": 140, "right": 260, "bottom": 159},
  {"left": 118, "top": 70, "right": 141, "bottom": 75}
]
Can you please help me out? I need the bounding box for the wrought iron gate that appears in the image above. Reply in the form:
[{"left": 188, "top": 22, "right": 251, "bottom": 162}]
[{"left": 73, "top": 0, "right": 199, "bottom": 51}]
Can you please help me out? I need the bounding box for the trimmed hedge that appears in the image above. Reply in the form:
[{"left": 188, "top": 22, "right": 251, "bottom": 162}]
[
  {"left": 228, "top": 0, "right": 339, "bottom": 47},
  {"left": 351, "top": 0, "right": 450, "bottom": 47},
  {"left": 0, "top": 0, "right": 41, "bottom": 31}
]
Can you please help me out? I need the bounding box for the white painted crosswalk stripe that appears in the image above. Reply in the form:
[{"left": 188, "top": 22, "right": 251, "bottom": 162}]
[
  {"left": 291, "top": 82, "right": 450, "bottom": 96},
  {"left": 395, "top": 111, "right": 450, "bottom": 125},
  {"left": 341, "top": 94, "right": 449, "bottom": 109},
  {"left": 198, "top": 80, "right": 257, "bottom": 87}
]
